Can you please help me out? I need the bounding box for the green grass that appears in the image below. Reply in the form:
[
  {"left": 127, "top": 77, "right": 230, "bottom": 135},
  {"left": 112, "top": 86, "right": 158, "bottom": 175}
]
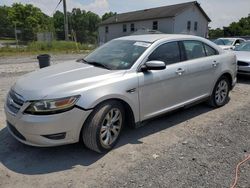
[
  {"left": 0, "top": 37, "right": 16, "bottom": 44},
  {"left": 0, "top": 41, "right": 96, "bottom": 57}
]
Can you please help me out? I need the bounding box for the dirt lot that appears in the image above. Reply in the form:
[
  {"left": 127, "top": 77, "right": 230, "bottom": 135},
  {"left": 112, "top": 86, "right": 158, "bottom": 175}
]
[{"left": 0, "top": 55, "right": 250, "bottom": 188}]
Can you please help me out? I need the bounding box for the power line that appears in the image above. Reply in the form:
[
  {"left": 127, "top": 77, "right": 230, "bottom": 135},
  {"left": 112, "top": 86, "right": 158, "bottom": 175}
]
[
  {"left": 52, "top": 0, "right": 62, "bottom": 16},
  {"left": 51, "top": 0, "right": 69, "bottom": 41}
]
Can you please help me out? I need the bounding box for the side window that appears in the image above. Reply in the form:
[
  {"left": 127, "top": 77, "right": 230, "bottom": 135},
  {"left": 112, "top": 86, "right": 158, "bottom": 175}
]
[
  {"left": 235, "top": 40, "right": 240, "bottom": 46},
  {"left": 204, "top": 44, "right": 218, "bottom": 56},
  {"left": 148, "top": 42, "right": 181, "bottom": 65},
  {"left": 183, "top": 41, "right": 206, "bottom": 60},
  {"left": 239, "top": 39, "right": 245, "bottom": 44}
]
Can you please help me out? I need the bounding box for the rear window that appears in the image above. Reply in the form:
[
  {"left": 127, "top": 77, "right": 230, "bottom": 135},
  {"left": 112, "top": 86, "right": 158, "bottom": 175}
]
[
  {"left": 183, "top": 41, "right": 206, "bottom": 60},
  {"left": 204, "top": 44, "right": 218, "bottom": 56}
]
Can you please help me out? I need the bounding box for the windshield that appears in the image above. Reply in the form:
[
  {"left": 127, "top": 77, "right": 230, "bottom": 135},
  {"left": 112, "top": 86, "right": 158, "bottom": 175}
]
[
  {"left": 234, "top": 42, "right": 250, "bottom": 51},
  {"left": 84, "top": 40, "right": 151, "bottom": 70},
  {"left": 214, "top": 38, "right": 234, "bottom": 46}
]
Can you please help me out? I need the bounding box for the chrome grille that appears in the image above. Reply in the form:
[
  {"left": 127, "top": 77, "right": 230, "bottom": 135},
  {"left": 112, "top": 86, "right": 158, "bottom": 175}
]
[{"left": 6, "top": 90, "right": 24, "bottom": 115}]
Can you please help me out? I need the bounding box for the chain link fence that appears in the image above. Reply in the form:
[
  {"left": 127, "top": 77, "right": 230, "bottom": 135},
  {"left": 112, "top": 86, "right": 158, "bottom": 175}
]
[{"left": 0, "top": 26, "right": 98, "bottom": 46}]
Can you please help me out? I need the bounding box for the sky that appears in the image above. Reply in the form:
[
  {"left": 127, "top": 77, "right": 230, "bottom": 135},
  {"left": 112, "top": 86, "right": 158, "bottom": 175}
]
[{"left": 1, "top": 0, "right": 250, "bottom": 29}]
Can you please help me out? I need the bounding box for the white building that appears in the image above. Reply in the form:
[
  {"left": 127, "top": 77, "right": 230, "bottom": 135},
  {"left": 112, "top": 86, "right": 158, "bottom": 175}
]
[{"left": 98, "top": 1, "right": 211, "bottom": 44}]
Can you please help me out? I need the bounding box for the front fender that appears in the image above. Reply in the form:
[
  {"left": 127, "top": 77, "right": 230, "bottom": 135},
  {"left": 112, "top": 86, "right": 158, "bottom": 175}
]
[{"left": 76, "top": 73, "right": 140, "bottom": 123}]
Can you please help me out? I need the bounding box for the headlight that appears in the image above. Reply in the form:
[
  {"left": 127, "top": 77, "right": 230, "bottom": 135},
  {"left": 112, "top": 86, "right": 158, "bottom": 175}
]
[{"left": 25, "top": 95, "right": 80, "bottom": 115}]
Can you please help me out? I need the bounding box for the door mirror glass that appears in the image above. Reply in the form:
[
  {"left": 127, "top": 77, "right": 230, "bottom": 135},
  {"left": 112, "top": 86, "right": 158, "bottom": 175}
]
[{"left": 141, "top": 61, "right": 166, "bottom": 71}]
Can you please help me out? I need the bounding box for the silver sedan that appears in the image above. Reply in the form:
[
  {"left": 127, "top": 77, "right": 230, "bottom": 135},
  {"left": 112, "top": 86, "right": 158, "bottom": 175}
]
[
  {"left": 234, "top": 41, "right": 250, "bottom": 75},
  {"left": 5, "top": 34, "right": 237, "bottom": 153},
  {"left": 214, "top": 38, "right": 246, "bottom": 50}
]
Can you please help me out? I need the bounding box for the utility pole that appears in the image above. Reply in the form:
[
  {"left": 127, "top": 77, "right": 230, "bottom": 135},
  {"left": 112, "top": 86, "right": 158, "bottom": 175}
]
[
  {"left": 63, "top": 0, "right": 69, "bottom": 41},
  {"left": 14, "top": 22, "right": 19, "bottom": 47}
]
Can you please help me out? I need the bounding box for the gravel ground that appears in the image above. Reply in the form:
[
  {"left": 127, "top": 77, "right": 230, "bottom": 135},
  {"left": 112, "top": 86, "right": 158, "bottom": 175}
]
[{"left": 0, "top": 55, "right": 249, "bottom": 188}]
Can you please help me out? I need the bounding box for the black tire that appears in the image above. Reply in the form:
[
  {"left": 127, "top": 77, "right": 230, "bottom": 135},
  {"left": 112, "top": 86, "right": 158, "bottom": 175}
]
[
  {"left": 82, "top": 101, "right": 125, "bottom": 153},
  {"left": 208, "top": 76, "right": 230, "bottom": 108}
]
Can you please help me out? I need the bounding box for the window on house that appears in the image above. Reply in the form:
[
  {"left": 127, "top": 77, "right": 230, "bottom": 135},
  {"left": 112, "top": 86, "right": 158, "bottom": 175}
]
[
  {"left": 187, "top": 21, "right": 191, "bottom": 31},
  {"left": 130, "top": 23, "right": 135, "bottom": 32},
  {"left": 153, "top": 21, "right": 158, "bottom": 30},
  {"left": 123, "top": 24, "right": 127, "bottom": 32},
  {"left": 105, "top": 26, "right": 109, "bottom": 33},
  {"left": 194, "top": 22, "right": 198, "bottom": 31}
]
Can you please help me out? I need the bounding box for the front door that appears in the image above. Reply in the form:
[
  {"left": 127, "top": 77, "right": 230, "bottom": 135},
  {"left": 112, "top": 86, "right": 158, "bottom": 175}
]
[{"left": 138, "top": 41, "right": 190, "bottom": 121}]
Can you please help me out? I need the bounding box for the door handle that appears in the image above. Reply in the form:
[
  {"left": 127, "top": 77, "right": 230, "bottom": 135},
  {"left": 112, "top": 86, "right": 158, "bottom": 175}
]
[
  {"left": 175, "top": 68, "right": 185, "bottom": 75},
  {"left": 212, "top": 61, "right": 219, "bottom": 67}
]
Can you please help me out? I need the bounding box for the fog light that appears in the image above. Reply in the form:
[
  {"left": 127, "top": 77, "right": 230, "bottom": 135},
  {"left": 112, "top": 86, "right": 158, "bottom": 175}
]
[{"left": 42, "top": 132, "right": 66, "bottom": 140}]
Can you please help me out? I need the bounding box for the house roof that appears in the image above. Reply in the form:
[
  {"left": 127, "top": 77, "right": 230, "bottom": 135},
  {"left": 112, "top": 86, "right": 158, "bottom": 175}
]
[{"left": 100, "top": 1, "right": 211, "bottom": 26}]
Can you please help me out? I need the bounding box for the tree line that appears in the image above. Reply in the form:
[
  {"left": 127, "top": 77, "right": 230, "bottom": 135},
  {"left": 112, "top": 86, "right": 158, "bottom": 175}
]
[
  {"left": 1, "top": 3, "right": 250, "bottom": 42},
  {"left": 0, "top": 3, "right": 116, "bottom": 43},
  {"left": 209, "top": 15, "right": 250, "bottom": 38}
]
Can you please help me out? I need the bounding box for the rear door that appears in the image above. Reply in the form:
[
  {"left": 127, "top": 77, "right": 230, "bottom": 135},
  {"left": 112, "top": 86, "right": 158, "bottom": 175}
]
[{"left": 180, "top": 40, "right": 220, "bottom": 101}]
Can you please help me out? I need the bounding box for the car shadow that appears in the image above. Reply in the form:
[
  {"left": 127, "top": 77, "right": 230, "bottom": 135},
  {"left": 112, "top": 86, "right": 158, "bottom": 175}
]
[
  {"left": 0, "top": 103, "right": 214, "bottom": 175},
  {"left": 237, "top": 74, "right": 250, "bottom": 84}
]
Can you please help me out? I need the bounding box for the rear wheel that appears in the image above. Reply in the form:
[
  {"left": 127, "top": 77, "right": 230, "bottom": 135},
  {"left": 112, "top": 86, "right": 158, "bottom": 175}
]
[
  {"left": 82, "top": 101, "right": 124, "bottom": 153},
  {"left": 208, "top": 76, "right": 230, "bottom": 107}
]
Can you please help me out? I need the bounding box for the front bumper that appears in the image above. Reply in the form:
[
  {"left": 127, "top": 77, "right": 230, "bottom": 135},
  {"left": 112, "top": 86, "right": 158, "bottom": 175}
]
[
  {"left": 238, "top": 65, "right": 250, "bottom": 75},
  {"left": 4, "top": 104, "right": 92, "bottom": 147}
]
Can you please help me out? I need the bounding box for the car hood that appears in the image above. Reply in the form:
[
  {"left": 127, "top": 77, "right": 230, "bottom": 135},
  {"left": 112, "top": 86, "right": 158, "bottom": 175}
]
[
  {"left": 13, "top": 60, "right": 126, "bottom": 100},
  {"left": 219, "top": 45, "right": 234, "bottom": 50},
  {"left": 233, "top": 51, "right": 250, "bottom": 63}
]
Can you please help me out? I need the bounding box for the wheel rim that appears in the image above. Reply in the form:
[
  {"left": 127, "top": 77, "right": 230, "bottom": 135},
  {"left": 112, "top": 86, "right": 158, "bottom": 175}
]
[
  {"left": 215, "top": 80, "right": 228, "bottom": 105},
  {"left": 100, "top": 108, "right": 122, "bottom": 147}
]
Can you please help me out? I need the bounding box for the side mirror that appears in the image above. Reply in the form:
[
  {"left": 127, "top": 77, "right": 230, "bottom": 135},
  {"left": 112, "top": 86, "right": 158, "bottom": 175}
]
[{"left": 141, "top": 60, "right": 166, "bottom": 72}]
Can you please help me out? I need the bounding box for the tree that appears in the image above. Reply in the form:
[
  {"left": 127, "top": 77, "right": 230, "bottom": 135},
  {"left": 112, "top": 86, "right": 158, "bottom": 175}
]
[
  {"left": 238, "top": 16, "right": 250, "bottom": 35},
  {"left": 53, "top": 11, "right": 65, "bottom": 40},
  {"left": 7, "top": 3, "right": 53, "bottom": 41},
  {"left": 209, "top": 14, "right": 250, "bottom": 38},
  {"left": 69, "top": 8, "right": 100, "bottom": 43},
  {"left": 102, "top": 12, "right": 116, "bottom": 21},
  {"left": 0, "top": 6, "right": 13, "bottom": 38},
  {"left": 209, "top": 28, "right": 224, "bottom": 38}
]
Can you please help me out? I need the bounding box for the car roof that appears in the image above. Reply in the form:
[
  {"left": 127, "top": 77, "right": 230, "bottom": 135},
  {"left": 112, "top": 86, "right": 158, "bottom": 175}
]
[
  {"left": 114, "top": 34, "right": 204, "bottom": 43},
  {"left": 218, "top": 37, "right": 245, "bottom": 40}
]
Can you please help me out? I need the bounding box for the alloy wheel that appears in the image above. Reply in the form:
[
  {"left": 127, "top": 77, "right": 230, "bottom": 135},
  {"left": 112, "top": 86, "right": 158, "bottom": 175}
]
[
  {"left": 215, "top": 79, "right": 228, "bottom": 105},
  {"left": 100, "top": 108, "right": 122, "bottom": 147}
]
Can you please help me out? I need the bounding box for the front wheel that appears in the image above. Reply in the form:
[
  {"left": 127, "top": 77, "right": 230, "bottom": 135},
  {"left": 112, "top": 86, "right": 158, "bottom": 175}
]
[
  {"left": 208, "top": 76, "right": 230, "bottom": 107},
  {"left": 82, "top": 101, "right": 125, "bottom": 153}
]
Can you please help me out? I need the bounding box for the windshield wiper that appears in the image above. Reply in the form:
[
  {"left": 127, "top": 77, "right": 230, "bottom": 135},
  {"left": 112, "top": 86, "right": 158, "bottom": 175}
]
[{"left": 81, "top": 59, "right": 111, "bottom": 70}]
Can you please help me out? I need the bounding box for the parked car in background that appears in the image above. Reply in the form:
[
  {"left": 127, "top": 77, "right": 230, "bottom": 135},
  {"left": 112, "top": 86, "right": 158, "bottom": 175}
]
[
  {"left": 234, "top": 41, "right": 250, "bottom": 75},
  {"left": 214, "top": 38, "right": 246, "bottom": 50},
  {"left": 5, "top": 34, "right": 237, "bottom": 153}
]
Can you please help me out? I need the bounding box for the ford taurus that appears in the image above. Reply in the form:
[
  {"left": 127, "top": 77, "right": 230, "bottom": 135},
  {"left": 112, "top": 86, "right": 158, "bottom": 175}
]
[{"left": 5, "top": 34, "right": 237, "bottom": 153}]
